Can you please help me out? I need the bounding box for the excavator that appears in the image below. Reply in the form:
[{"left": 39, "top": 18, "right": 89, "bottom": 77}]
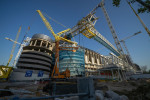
[
  {"left": 37, "top": 10, "right": 78, "bottom": 78},
  {"left": 0, "top": 26, "right": 21, "bottom": 80}
]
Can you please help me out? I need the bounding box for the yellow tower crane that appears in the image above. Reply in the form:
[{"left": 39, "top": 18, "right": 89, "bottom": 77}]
[
  {"left": 0, "top": 26, "right": 21, "bottom": 80},
  {"left": 7, "top": 26, "right": 21, "bottom": 66},
  {"left": 37, "top": 10, "right": 77, "bottom": 78}
]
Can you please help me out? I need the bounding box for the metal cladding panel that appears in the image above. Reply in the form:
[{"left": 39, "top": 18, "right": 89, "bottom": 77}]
[
  {"left": 93, "top": 36, "right": 120, "bottom": 56},
  {"left": 16, "top": 34, "right": 53, "bottom": 72},
  {"left": 59, "top": 47, "right": 85, "bottom": 76},
  {"left": 32, "top": 34, "right": 53, "bottom": 42}
]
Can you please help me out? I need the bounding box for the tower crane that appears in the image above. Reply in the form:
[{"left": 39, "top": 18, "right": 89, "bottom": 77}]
[
  {"left": 126, "top": 0, "right": 150, "bottom": 36},
  {"left": 6, "top": 26, "right": 22, "bottom": 66},
  {"left": 60, "top": 3, "right": 120, "bottom": 56},
  {"left": 120, "top": 31, "right": 141, "bottom": 64},
  {"left": 6, "top": 26, "right": 21, "bottom": 66},
  {"left": 0, "top": 26, "right": 21, "bottom": 80},
  {"left": 37, "top": 10, "right": 77, "bottom": 78},
  {"left": 59, "top": 0, "right": 134, "bottom": 71},
  {"left": 99, "top": 0, "right": 126, "bottom": 60},
  {"left": 5, "top": 37, "right": 31, "bottom": 67}
]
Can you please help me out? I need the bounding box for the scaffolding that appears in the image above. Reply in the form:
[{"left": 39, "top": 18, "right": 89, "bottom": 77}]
[{"left": 59, "top": 45, "right": 85, "bottom": 76}]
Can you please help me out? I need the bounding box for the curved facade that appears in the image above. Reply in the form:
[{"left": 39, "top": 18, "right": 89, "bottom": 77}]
[
  {"left": 16, "top": 34, "right": 54, "bottom": 72},
  {"left": 10, "top": 34, "right": 54, "bottom": 81},
  {"left": 59, "top": 46, "right": 85, "bottom": 76}
]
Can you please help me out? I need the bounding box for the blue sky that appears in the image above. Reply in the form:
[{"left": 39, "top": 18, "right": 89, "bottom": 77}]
[{"left": 0, "top": 0, "right": 150, "bottom": 70}]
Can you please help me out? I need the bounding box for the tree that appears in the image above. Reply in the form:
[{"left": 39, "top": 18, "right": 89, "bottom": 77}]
[
  {"left": 148, "top": 69, "right": 150, "bottom": 73},
  {"left": 112, "top": 0, "right": 150, "bottom": 13},
  {"left": 141, "top": 65, "right": 147, "bottom": 73}
]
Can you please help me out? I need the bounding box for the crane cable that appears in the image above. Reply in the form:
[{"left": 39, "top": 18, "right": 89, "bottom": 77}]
[
  {"left": 43, "top": 12, "right": 68, "bottom": 28},
  {"left": 19, "top": 12, "right": 37, "bottom": 48},
  {"left": 43, "top": 12, "right": 76, "bottom": 44}
]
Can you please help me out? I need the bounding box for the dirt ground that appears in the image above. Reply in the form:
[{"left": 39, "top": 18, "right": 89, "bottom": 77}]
[
  {"left": 0, "top": 79, "right": 150, "bottom": 100},
  {"left": 95, "top": 79, "right": 150, "bottom": 100},
  {"left": 0, "top": 81, "right": 49, "bottom": 99}
]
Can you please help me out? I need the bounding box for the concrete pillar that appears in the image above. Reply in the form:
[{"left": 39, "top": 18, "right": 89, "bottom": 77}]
[
  {"left": 48, "top": 43, "right": 51, "bottom": 49},
  {"left": 34, "top": 40, "right": 37, "bottom": 46},
  {"left": 30, "top": 41, "right": 33, "bottom": 46},
  {"left": 40, "top": 40, "right": 43, "bottom": 47},
  {"left": 46, "top": 41, "right": 48, "bottom": 48},
  {"left": 99, "top": 55, "right": 101, "bottom": 65}
]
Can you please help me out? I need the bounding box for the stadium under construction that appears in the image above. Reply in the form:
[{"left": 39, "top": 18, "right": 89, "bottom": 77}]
[{"left": 1, "top": 0, "right": 142, "bottom": 82}]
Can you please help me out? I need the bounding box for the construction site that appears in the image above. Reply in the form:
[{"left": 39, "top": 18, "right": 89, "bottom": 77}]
[{"left": 0, "top": 0, "right": 150, "bottom": 100}]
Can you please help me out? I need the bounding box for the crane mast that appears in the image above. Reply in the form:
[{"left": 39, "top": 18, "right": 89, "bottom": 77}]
[
  {"left": 13, "top": 37, "right": 31, "bottom": 67},
  {"left": 100, "top": 0, "right": 125, "bottom": 57},
  {"left": 37, "top": 10, "right": 77, "bottom": 78},
  {"left": 120, "top": 31, "right": 141, "bottom": 64},
  {"left": 6, "top": 26, "right": 21, "bottom": 66},
  {"left": 5, "top": 37, "right": 31, "bottom": 67},
  {"left": 120, "top": 40, "right": 131, "bottom": 60},
  {"left": 126, "top": 0, "right": 150, "bottom": 36},
  {"left": 60, "top": 6, "right": 121, "bottom": 56}
]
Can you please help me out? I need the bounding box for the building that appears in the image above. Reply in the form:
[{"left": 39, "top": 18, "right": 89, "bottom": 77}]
[
  {"left": 10, "top": 34, "right": 54, "bottom": 81},
  {"left": 10, "top": 34, "right": 135, "bottom": 81}
]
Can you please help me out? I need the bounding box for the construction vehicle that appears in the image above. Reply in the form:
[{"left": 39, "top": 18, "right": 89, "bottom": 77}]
[
  {"left": 37, "top": 10, "right": 77, "bottom": 78},
  {"left": 0, "top": 26, "right": 21, "bottom": 80}
]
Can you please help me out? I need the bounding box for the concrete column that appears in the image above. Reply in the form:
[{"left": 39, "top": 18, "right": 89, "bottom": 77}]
[
  {"left": 30, "top": 41, "right": 33, "bottom": 46},
  {"left": 48, "top": 43, "right": 51, "bottom": 49},
  {"left": 92, "top": 55, "right": 94, "bottom": 64},
  {"left": 99, "top": 56, "right": 101, "bottom": 65},
  {"left": 34, "top": 40, "right": 37, "bottom": 46},
  {"left": 89, "top": 52, "right": 91, "bottom": 63},
  {"left": 40, "top": 40, "right": 43, "bottom": 47},
  {"left": 97, "top": 56, "right": 99, "bottom": 65},
  {"left": 46, "top": 41, "right": 48, "bottom": 48}
]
